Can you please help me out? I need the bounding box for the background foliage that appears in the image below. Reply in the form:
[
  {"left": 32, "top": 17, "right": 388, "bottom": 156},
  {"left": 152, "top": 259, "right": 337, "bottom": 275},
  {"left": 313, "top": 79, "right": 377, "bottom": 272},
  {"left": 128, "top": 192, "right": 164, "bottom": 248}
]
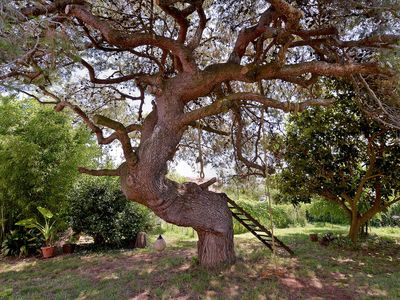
[{"left": 0, "top": 97, "right": 97, "bottom": 243}]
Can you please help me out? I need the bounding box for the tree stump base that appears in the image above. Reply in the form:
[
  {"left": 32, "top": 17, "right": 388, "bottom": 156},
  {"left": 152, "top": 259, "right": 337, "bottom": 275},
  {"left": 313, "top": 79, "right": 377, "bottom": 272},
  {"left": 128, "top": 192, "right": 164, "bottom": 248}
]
[{"left": 135, "top": 232, "right": 147, "bottom": 248}]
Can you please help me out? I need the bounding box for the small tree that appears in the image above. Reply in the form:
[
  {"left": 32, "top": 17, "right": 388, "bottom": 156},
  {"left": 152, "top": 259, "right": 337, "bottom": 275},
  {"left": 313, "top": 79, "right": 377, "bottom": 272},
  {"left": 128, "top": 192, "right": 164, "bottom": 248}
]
[{"left": 280, "top": 84, "right": 400, "bottom": 242}]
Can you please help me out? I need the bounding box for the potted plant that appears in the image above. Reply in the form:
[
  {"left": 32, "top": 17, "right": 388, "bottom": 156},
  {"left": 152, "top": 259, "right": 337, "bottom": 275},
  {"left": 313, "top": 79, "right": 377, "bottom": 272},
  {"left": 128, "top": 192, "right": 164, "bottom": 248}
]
[
  {"left": 62, "top": 234, "right": 78, "bottom": 254},
  {"left": 16, "top": 206, "right": 57, "bottom": 258}
]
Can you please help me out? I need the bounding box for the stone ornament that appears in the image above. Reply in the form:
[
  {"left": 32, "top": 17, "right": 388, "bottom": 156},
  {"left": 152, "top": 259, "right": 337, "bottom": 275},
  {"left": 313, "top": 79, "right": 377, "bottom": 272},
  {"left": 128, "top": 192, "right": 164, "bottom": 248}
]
[{"left": 154, "top": 235, "right": 166, "bottom": 252}]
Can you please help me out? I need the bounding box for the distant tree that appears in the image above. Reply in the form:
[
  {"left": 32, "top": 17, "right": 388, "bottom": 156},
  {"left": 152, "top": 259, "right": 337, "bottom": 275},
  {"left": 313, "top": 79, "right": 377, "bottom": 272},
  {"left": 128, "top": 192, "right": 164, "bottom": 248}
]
[
  {"left": 280, "top": 83, "right": 400, "bottom": 242},
  {"left": 0, "top": 0, "right": 399, "bottom": 267},
  {"left": 0, "top": 98, "right": 97, "bottom": 239}
]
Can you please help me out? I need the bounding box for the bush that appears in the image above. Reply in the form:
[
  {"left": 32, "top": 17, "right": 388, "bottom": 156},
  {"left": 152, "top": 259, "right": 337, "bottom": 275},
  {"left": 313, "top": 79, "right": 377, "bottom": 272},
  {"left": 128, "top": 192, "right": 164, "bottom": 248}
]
[
  {"left": 67, "top": 177, "right": 152, "bottom": 246},
  {"left": 305, "top": 197, "right": 349, "bottom": 225},
  {"left": 115, "top": 203, "right": 153, "bottom": 242},
  {"left": 371, "top": 202, "right": 400, "bottom": 227},
  {"left": 1, "top": 228, "right": 43, "bottom": 257}
]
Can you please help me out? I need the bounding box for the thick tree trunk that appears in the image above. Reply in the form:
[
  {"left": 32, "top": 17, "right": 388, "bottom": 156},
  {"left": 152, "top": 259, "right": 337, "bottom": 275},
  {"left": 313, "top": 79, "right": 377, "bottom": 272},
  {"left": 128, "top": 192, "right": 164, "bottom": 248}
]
[
  {"left": 114, "top": 94, "right": 237, "bottom": 268},
  {"left": 120, "top": 161, "right": 236, "bottom": 267},
  {"left": 197, "top": 227, "right": 235, "bottom": 268},
  {"left": 142, "top": 186, "right": 236, "bottom": 267},
  {"left": 158, "top": 189, "right": 236, "bottom": 267},
  {"left": 349, "top": 216, "right": 361, "bottom": 243}
]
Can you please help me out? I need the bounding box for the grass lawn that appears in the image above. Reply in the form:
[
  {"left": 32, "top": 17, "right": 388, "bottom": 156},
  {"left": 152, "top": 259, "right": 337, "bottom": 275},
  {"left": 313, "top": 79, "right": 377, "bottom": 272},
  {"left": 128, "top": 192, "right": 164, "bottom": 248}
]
[{"left": 0, "top": 224, "right": 399, "bottom": 300}]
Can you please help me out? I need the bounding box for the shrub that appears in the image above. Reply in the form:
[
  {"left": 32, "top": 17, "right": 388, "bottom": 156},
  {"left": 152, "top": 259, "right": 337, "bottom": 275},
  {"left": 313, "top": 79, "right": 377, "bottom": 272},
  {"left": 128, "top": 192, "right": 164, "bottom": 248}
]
[
  {"left": 15, "top": 206, "right": 57, "bottom": 246},
  {"left": 305, "top": 197, "right": 349, "bottom": 225},
  {"left": 67, "top": 177, "right": 152, "bottom": 246},
  {"left": 115, "top": 203, "right": 153, "bottom": 242},
  {"left": 371, "top": 202, "right": 400, "bottom": 227},
  {"left": 1, "top": 228, "right": 43, "bottom": 257}
]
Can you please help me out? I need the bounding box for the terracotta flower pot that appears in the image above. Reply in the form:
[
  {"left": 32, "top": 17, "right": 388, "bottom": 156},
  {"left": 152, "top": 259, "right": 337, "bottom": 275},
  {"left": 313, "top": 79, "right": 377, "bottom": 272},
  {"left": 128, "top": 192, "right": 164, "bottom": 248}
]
[
  {"left": 41, "top": 246, "right": 56, "bottom": 258},
  {"left": 62, "top": 243, "right": 76, "bottom": 254}
]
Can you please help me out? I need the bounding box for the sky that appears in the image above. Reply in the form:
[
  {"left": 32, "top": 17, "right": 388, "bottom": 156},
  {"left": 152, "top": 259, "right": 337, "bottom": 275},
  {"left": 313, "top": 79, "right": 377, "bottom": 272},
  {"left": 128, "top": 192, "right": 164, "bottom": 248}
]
[{"left": 174, "top": 160, "right": 217, "bottom": 179}]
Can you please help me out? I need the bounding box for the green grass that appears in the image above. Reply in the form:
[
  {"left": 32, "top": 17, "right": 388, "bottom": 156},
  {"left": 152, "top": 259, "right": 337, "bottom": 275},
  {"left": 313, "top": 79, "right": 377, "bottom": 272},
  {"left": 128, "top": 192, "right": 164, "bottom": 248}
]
[{"left": 0, "top": 225, "right": 399, "bottom": 299}]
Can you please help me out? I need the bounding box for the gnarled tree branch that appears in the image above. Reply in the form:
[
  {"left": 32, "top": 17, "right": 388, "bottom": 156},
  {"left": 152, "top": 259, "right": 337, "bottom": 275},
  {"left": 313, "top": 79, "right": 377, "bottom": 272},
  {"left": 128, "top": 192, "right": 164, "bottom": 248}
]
[
  {"left": 187, "top": 4, "right": 207, "bottom": 50},
  {"left": 181, "top": 61, "right": 393, "bottom": 102},
  {"left": 78, "top": 167, "right": 120, "bottom": 176},
  {"left": 180, "top": 92, "right": 335, "bottom": 125},
  {"left": 54, "top": 101, "right": 141, "bottom": 148},
  {"left": 65, "top": 4, "right": 197, "bottom": 73},
  {"left": 20, "top": 0, "right": 86, "bottom": 17},
  {"left": 228, "top": 6, "right": 279, "bottom": 64},
  {"left": 80, "top": 59, "right": 140, "bottom": 84},
  {"left": 92, "top": 114, "right": 137, "bottom": 163}
]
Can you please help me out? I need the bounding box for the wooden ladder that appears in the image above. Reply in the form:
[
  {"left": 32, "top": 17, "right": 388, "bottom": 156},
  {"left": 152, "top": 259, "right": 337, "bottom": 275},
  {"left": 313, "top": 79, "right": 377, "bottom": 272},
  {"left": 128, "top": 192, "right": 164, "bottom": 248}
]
[{"left": 226, "top": 197, "right": 294, "bottom": 256}]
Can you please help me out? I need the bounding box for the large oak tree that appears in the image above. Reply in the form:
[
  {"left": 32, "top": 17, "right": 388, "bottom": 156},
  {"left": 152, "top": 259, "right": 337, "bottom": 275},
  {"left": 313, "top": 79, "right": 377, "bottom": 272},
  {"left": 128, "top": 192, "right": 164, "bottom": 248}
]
[{"left": 0, "top": 0, "right": 399, "bottom": 267}]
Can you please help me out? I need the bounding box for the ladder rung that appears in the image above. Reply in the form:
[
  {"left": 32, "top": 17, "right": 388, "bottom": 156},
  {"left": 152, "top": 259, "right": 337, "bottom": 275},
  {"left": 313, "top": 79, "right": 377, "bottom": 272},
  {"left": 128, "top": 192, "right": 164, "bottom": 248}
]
[
  {"left": 246, "top": 226, "right": 263, "bottom": 231},
  {"left": 232, "top": 212, "right": 245, "bottom": 216},
  {"left": 246, "top": 225, "right": 263, "bottom": 230},
  {"left": 257, "top": 234, "right": 271, "bottom": 238},
  {"left": 232, "top": 214, "right": 244, "bottom": 218},
  {"left": 257, "top": 234, "right": 272, "bottom": 239},
  {"left": 248, "top": 227, "right": 263, "bottom": 231},
  {"left": 238, "top": 218, "right": 252, "bottom": 222},
  {"left": 258, "top": 238, "right": 272, "bottom": 242},
  {"left": 245, "top": 224, "right": 258, "bottom": 228}
]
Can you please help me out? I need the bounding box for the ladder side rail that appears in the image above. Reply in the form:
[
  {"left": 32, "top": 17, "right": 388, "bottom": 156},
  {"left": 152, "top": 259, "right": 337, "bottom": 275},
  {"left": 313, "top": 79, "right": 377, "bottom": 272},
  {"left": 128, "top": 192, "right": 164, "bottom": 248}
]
[
  {"left": 227, "top": 196, "right": 295, "bottom": 255},
  {"left": 231, "top": 212, "right": 273, "bottom": 251}
]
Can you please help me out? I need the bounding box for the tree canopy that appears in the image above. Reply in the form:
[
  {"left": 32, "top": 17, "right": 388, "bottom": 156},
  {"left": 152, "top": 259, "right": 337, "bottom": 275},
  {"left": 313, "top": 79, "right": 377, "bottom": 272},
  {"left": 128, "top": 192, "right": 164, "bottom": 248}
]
[{"left": 0, "top": 0, "right": 399, "bottom": 267}]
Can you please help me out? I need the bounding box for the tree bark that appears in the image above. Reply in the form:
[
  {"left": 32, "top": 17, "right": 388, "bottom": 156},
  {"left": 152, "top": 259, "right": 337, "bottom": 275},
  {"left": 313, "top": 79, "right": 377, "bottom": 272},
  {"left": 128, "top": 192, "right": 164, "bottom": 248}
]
[
  {"left": 121, "top": 174, "right": 236, "bottom": 267},
  {"left": 135, "top": 232, "right": 147, "bottom": 248},
  {"left": 349, "top": 215, "right": 361, "bottom": 243},
  {"left": 197, "top": 226, "right": 235, "bottom": 268}
]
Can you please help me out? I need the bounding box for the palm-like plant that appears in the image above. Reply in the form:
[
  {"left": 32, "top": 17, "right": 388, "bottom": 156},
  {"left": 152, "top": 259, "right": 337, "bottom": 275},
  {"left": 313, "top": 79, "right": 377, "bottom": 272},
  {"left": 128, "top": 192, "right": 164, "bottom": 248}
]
[{"left": 16, "top": 207, "right": 56, "bottom": 246}]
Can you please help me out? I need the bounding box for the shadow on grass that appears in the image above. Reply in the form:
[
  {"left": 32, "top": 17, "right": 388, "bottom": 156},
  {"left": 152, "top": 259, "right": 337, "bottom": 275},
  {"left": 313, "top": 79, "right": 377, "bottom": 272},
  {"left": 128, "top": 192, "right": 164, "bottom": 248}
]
[
  {"left": 170, "top": 239, "right": 196, "bottom": 249},
  {"left": 1, "top": 227, "right": 399, "bottom": 299}
]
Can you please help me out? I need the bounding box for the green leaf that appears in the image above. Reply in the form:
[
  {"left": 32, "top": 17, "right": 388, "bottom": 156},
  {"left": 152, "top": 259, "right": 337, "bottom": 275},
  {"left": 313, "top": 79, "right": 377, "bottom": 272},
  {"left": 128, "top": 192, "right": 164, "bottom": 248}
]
[
  {"left": 37, "top": 206, "right": 53, "bottom": 219},
  {"left": 15, "top": 218, "right": 36, "bottom": 228}
]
